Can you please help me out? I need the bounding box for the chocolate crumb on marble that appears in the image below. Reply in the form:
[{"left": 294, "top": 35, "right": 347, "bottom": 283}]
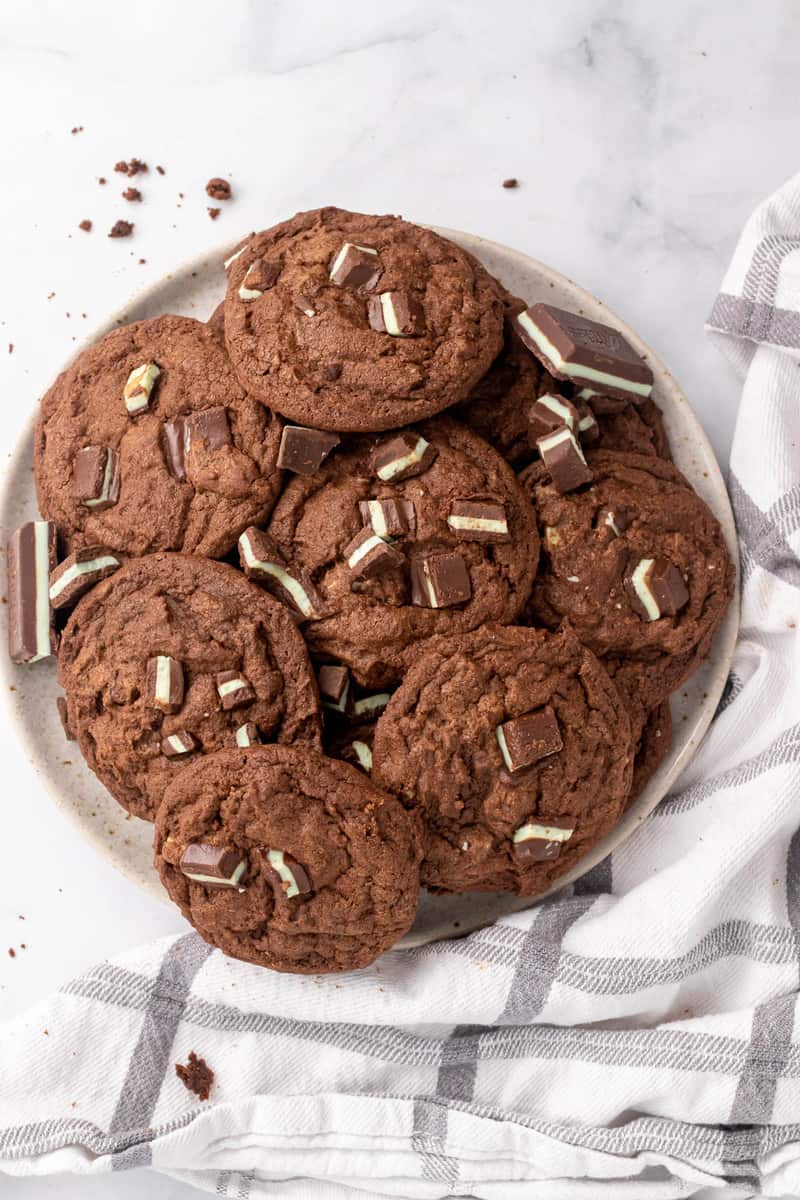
[
  {"left": 109, "top": 220, "right": 134, "bottom": 239},
  {"left": 206, "top": 178, "right": 232, "bottom": 201}
]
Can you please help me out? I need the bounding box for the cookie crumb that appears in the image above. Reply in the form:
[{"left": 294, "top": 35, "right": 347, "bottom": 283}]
[
  {"left": 175, "top": 1051, "right": 214, "bottom": 1101},
  {"left": 78, "top": 219, "right": 92, "bottom": 232},
  {"left": 206, "top": 178, "right": 232, "bottom": 201},
  {"left": 502, "top": 178, "right": 519, "bottom": 189},
  {"left": 122, "top": 187, "right": 142, "bottom": 202},
  {"left": 109, "top": 220, "right": 134, "bottom": 239},
  {"left": 7, "top": 343, "right": 13, "bottom": 354},
  {"left": 138, "top": 258, "right": 146, "bottom": 264},
  {"left": 115, "top": 158, "right": 148, "bottom": 177},
  {"left": 207, "top": 207, "right": 221, "bottom": 220},
  {"left": 98, "top": 177, "right": 107, "bottom": 186},
  {"left": 7, "top": 948, "right": 15, "bottom": 958},
  {"left": 156, "top": 165, "right": 166, "bottom": 175},
  {"left": 70, "top": 126, "right": 84, "bottom": 135}
]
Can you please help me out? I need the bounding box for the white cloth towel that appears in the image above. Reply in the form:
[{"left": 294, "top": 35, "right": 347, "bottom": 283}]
[{"left": 2, "top": 176, "right": 800, "bottom": 1200}]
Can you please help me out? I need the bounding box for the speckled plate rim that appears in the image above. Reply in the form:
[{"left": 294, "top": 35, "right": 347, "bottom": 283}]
[{"left": 0, "top": 225, "right": 740, "bottom": 948}]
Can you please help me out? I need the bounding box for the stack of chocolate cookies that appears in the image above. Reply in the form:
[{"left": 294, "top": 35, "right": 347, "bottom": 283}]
[{"left": 10, "top": 206, "right": 734, "bottom": 974}]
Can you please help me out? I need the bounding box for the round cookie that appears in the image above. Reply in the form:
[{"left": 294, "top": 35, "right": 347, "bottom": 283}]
[
  {"left": 223, "top": 207, "right": 505, "bottom": 431},
  {"left": 154, "top": 745, "right": 422, "bottom": 973},
  {"left": 262, "top": 416, "right": 540, "bottom": 687},
  {"left": 372, "top": 625, "right": 633, "bottom": 895},
  {"left": 520, "top": 450, "right": 734, "bottom": 701},
  {"left": 35, "top": 316, "right": 282, "bottom": 559},
  {"left": 58, "top": 553, "right": 321, "bottom": 821}
]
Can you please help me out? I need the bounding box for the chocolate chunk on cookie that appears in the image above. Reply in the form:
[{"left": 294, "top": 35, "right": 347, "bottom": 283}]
[
  {"left": 223, "top": 207, "right": 504, "bottom": 431},
  {"left": 264, "top": 416, "right": 539, "bottom": 687},
  {"left": 58, "top": 554, "right": 321, "bottom": 821},
  {"left": 372, "top": 625, "right": 633, "bottom": 896},
  {"left": 35, "top": 316, "right": 283, "bottom": 559},
  {"left": 520, "top": 450, "right": 734, "bottom": 702},
  {"left": 155, "top": 745, "right": 422, "bottom": 973}
]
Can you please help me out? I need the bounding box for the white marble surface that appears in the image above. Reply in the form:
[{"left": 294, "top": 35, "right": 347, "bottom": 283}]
[{"left": 0, "top": 2, "right": 798, "bottom": 1196}]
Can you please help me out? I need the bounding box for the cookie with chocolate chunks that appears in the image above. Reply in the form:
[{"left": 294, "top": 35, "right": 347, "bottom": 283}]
[
  {"left": 154, "top": 745, "right": 422, "bottom": 973},
  {"left": 520, "top": 450, "right": 734, "bottom": 703},
  {"left": 223, "top": 207, "right": 504, "bottom": 431},
  {"left": 58, "top": 554, "right": 321, "bottom": 821},
  {"left": 372, "top": 625, "right": 633, "bottom": 896},
  {"left": 35, "top": 316, "right": 282, "bottom": 559},
  {"left": 264, "top": 416, "right": 539, "bottom": 687}
]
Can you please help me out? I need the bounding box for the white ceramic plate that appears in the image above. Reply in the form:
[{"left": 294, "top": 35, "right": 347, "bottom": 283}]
[{"left": 0, "top": 228, "right": 739, "bottom": 947}]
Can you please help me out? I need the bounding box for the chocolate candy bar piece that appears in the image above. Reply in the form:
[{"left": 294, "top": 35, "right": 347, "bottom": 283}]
[
  {"left": 447, "top": 499, "right": 510, "bottom": 543},
  {"left": 74, "top": 446, "right": 120, "bottom": 509},
  {"left": 358, "top": 498, "right": 416, "bottom": 540},
  {"left": 329, "top": 242, "right": 381, "bottom": 289},
  {"left": 7, "top": 521, "right": 57, "bottom": 664},
  {"left": 238, "top": 527, "right": 326, "bottom": 621},
  {"left": 318, "top": 664, "right": 351, "bottom": 713},
  {"left": 146, "top": 655, "right": 185, "bottom": 713},
  {"left": 344, "top": 527, "right": 405, "bottom": 580},
  {"left": 349, "top": 740, "right": 373, "bottom": 772},
  {"left": 367, "top": 291, "right": 426, "bottom": 337},
  {"left": 512, "top": 818, "right": 574, "bottom": 863},
  {"left": 162, "top": 416, "right": 188, "bottom": 480},
  {"left": 123, "top": 362, "right": 160, "bottom": 416},
  {"left": 235, "top": 722, "right": 261, "bottom": 747},
  {"left": 596, "top": 507, "right": 631, "bottom": 538},
  {"left": 49, "top": 546, "right": 121, "bottom": 609},
  {"left": 516, "top": 304, "right": 653, "bottom": 401},
  {"left": 352, "top": 692, "right": 391, "bottom": 719},
  {"left": 496, "top": 705, "right": 563, "bottom": 773},
  {"left": 410, "top": 551, "right": 471, "bottom": 609},
  {"left": 526, "top": 393, "right": 579, "bottom": 444},
  {"left": 536, "top": 427, "right": 592, "bottom": 493},
  {"left": 277, "top": 425, "right": 340, "bottom": 475},
  {"left": 266, "top": 849, "right": 312, "bottom": 899},
  {"left": 180, "top": 843, "right": 247, "bottom": 889},
  {"left": 625, "top": 557, "right": 689, "bottom": 621},
  {"left": 185, "top": 407, "right": 230, "bottom": 453},
  {"left": 293, "top": 293, "right": 316, "bottom": 317},
  {"left": 576, "top": 403, "right": 600, "bottom": 444},
  {"left": 215, "top": 670, "right": 255, "bottom": 710},
  {"left": 238, "top": 258, "right": 280, "bottom": 301},
  {"left": 373, "top": 433, "right": 437, "bottom": 482},
  {"left": 161, "top": 730, "right": 198, "bottom": 758}
]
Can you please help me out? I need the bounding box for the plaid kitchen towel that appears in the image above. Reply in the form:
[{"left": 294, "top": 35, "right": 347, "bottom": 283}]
[{"left": 2, "top": 176, "right": 800, "bottom": 1200}]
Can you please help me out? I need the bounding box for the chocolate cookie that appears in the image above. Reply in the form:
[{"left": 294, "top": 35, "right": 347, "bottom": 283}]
[
  {"left": 223, "top": 207, "right": 504, "bottom": 431},
  {"left": 58, "top": 554, "right": 321, "bottom": 821},
  {"left": 520, "top": 450, "right": 734, "bottom": 701},
  {"left": 261, "top": 416, "right": 539, "bottom": 687},
  {"left": 372, "top": 625, "right": 633, "bottom": 895},
  {"left": 581, "top": 390, "right": 671, "bottom": 460},
  {"left": 154, "top": 745, "right": 422, "bottom": 973},
  {"left": 35, "top": 316, "right": 282, "bottom": 559}
]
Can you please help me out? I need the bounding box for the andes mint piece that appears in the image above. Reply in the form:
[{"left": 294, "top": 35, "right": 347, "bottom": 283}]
[
  {"left": 536, "top": 427, "right": 592, "bottom": 493},
  {"left": 516, "top": 304, "right": 654, "bottom": 401},
  {"left": 215, "top": 670, "right": 255, "bottom": 710},
  {"left": 56, "top": 695, "right": 75, "bottom": 741},
  {"left": 180, "top": 843, "right": 247, "bottom": 890},
  {"left": 373, "top": 433, "right": 437, "bottom": 482},
  {"left": 359, "top": 497, "right": 416, "bottom": 540},
  {"left": 145, "top": 655, "right": 185, "bottom": 713},
  {"left": 7, "top": 521, "right": 57, "bottom": 664},
  {"left": 576, "top": 404, "right": 600, "bottom": 444},
  {"left": 318, "top": 664, "right": 351, "bottom": 714},
  {"left": 447, "top": 499, "right": 510, "bottom": 543},
  {"left": 625, "top": 557, "right": 689, "bottom": 621},
  {"left": 49, "top": 547, "right": 121, "bottom": 609},
  {"left": 238, "top": 527, "right": 326, "bottom": 622},
  {"left": 238, "top": 258, "right": 280, "bottom": 301},
  {"left": 344, "top": 528, "right": 405, "bottom": 581},
  {"left": 277, "top": 426, "right": 340, "bottom": 475},
  {"left": 329, "top": 242, "right": 381, "bottom": 289},
  {"left": 597, "top": 507, "right": 631, "bottom": 538},
  {"left": 512, "top": 818, "right": 574, "bottom": 863},
  {"left": 367, "top": 291, "right": 426, "bottom": 337},
  {"left": 162, "top": 416, "right": 188, "bottom": 480},
  {"left": 235, "top": 721, "right": 261, "bottom": 747},
  {"left": 74, "top": 446, "right": 120, "bottom": 509},
  {"left": 526, "top": 393, "right": 579, "bottom": 444},
  {"left": 410, "top": 551, "right": 471, "bottom": 609},
  {"left": 123, "top": 362, "right": 160, "bottom": 416},
  {"left": 161, "top": 730, "right": 198, "bottom": 758},
  {"left": 352, "top": 692, "right": 391, "bottom": 719},
  {"left": 293, "top": 294, "right": 316, "bottom": 317},
  {"left": 349, "top": 739, "right": 373, "bottom": 772},
  {"left": 496, "top": 705, "right": 563, "bottom": 773},
  {"left": 267, "top": 849, "right": 312, "bottom": 899},
  {"left": 185, "top": 407, "right": 230, "bottom": 453}
]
